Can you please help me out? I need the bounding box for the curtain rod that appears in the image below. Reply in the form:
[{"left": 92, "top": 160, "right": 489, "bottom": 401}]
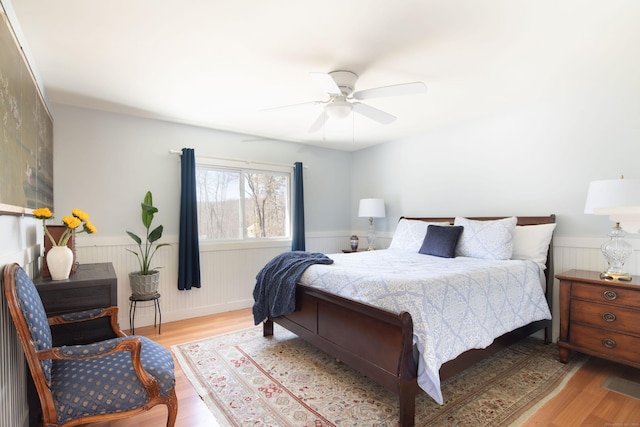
[{"left": 169, "top": 150, "right": 307, "bottom": 169}]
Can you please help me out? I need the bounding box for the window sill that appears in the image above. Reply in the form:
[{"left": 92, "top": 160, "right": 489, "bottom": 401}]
[{"left": 199, "top": 239, "right": 292, "bottom": 252}]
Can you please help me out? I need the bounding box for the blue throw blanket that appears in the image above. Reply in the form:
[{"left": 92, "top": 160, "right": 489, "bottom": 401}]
[{"left": 252, "top": 251, "right": 334, "bottom": 325}]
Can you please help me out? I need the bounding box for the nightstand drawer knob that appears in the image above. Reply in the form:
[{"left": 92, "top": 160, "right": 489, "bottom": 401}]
[
  {"left": 602, "top": 338, "right": 617, "bottom": 349},
  {"left": 602, "top": 312, "right": 617, "bottom": 322},
  {"left": 603, "top": 290, "right": 618, "bottom": 300}
]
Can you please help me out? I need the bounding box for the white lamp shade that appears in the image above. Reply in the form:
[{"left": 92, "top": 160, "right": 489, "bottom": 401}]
[
  {"left": 584, "top": 178, "right": 640, "bottom": 214},
  {"left": 585, "top": 178, "right": 640, "bottom": 233},
  {"left": 358, "top": 198, "right": 386, "bottom": 218}
]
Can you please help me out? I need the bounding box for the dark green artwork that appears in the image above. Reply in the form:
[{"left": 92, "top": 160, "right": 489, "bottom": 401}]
[{"left": 0, "top": 4, "right": 53, "bottom": 214}]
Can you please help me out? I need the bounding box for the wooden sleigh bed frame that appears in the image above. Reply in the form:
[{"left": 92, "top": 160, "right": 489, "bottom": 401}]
[{"left": 263, "top": 215, "right": 556, "bottom": 427}]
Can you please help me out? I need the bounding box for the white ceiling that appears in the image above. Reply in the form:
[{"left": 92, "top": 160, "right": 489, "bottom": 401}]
[{"left": 8, "top": 0, "right": 640, "bottom": 151}]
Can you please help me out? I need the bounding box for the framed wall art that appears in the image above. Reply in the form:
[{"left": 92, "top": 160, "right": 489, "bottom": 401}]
[{"left": 0, "top": 3, "right": 53, "bottom": 215}]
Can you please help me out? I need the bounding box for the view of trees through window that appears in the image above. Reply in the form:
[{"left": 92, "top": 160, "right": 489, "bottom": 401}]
[{"left": 196, "top": 164, "right": 290, "bottom": 240}]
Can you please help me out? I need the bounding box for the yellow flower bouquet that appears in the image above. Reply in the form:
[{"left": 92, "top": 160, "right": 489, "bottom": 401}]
[{"left": 33, "top": 207, "right": 97, "bottom": 246}]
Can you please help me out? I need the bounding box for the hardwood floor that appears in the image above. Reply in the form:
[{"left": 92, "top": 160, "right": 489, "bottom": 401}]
[
  {"left": 520, "top": 356, "right": 640, "bottom": 427},
  {"left": 87, "top": 308, "right": 640, "bottom": 426}
]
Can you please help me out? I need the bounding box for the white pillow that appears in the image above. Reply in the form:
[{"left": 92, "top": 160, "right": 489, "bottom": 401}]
[
  {"left": 454, "top": 216, "right": 517, "bottom": 260},
  {"left": 512, "top": 223, "right": 556, "bottom": 266},
  {"left": 389, "top": 219, "right": 451, "bottom": 252}
]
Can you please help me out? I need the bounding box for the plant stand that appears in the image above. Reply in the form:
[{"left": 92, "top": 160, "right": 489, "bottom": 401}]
[{"left": 128, "top": 292, "right": 162, "bottom": 335}]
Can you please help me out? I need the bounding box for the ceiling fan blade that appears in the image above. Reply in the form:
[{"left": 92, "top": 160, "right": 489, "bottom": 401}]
[
  {"left": 310, "top": 72, "right": 342, "bottom": 96},
  {"left": 352, "top": 81, "right": 427, "bottom": 100},
  {"left": 308, "top": 111, "right": 328, "bottom": 133},
  {"left": 352, "top": 102, "right": 396, "bottom": 124}
]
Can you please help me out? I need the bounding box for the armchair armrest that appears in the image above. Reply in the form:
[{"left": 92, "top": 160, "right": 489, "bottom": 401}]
[
  {"left": 49, "top": 336, "right": 130, "bottom": 359},
  {"left": 37, "top": 336, "right": 131, "bottom": 361},
  {"left": 37, "top": 336, "right": 162, "bottom": 398},
  {"left": 48, "top": 306, "right": 125, "bottom": 338}
]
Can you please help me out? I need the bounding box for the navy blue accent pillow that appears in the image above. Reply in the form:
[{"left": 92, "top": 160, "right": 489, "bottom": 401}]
[{"left": 419, "top": 225, "right": 464, "bottom": 258}]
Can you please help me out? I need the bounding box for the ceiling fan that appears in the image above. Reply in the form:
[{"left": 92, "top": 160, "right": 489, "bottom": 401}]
[{"left": 305, "top": 70, "right": 427, "bottom": 132}]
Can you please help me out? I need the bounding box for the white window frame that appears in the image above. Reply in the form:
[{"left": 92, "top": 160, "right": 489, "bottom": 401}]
[{"left": 196, "top": 157, "right": 293, "bottom": 249}]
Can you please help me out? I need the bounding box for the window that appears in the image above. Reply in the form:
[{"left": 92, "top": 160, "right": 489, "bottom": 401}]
[{"left": 196, "top": 160, "right": 291, "bottom": 241}]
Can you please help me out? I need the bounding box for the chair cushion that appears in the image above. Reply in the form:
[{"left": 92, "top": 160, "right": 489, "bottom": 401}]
[
  {"left": 14, "top": 266, "right": 53, "bottom": 384},
  {"left": 51, "top": 336, "right": 175, "bottom": 424}
]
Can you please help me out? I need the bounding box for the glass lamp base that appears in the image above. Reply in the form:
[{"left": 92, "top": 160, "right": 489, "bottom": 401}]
[
  {"left": 366, "top": 218, "right": 376, "bottom": 250},
  {"left": 600, "top": 223, "right": 633, "bottom": 281}
]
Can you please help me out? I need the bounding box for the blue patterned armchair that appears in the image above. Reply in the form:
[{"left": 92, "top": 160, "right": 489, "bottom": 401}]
[{"left": 3, "top": 263, "right": 178, "bottom": 426}]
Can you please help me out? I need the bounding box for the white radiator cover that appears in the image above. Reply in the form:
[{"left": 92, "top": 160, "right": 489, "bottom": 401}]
[{"left": 1, "top": 250, "right": 37, "bottom": 427}]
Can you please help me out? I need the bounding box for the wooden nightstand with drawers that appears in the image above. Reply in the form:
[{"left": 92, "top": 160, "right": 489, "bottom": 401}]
[{"left": 556, "top": 269, "right": 640, "bottom": 368}]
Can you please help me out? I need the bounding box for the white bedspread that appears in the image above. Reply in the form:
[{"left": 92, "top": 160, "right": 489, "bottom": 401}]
[{"left": 298, "top": 249, "right": 552, "bottom": 404}]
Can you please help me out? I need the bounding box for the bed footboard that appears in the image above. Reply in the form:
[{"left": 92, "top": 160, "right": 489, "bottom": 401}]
[{"left": 265, "top": 284, "right": 418, "bottom": 427}]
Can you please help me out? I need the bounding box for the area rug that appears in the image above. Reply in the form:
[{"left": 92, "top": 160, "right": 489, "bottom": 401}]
[{"left": 172, "top": 325, "right": 585, "bottom": 427}]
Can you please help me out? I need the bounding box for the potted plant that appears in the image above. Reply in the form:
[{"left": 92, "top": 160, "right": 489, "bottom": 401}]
[{"left": 127, "top": 191, "right": 170, "bottom": 297}]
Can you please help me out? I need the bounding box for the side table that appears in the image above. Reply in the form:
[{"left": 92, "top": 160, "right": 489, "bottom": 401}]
[
  {"left": 556, "top": 269, "right": 640, "bottom": 369},
  {"left": 33, "top": 262, "right": 118, "bottom": 346},
  {"left": 129, "top": 293, "right": 162, "bottom": 334}
]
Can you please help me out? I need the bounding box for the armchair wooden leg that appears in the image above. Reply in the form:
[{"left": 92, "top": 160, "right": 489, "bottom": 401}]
[{"left": 166, "top": 388, "right": 178, "bottom": 427}]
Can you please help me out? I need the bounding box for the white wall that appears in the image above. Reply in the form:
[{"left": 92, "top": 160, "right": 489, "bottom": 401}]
[
  {"left": 52, "top": 104, "right": 352, "bottom": 237},
  {"left": 49, "top": 104, "right": 354, "bottom": 329},
  {"left": 350, "top": 92, "right": 640, "bottom": 239}
]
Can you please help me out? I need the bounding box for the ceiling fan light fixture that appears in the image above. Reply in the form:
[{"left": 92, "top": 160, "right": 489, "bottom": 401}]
[{"left": 325, "top": 101, "right": 352, "bottom": 119}]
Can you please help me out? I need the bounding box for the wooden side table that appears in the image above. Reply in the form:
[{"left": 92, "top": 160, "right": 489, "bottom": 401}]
[
  {"left": 556, "top": 269, "right": 640, "bottom": 368},
  {"left": 33, "top": 262, "right": 118, "bottom": 346}
]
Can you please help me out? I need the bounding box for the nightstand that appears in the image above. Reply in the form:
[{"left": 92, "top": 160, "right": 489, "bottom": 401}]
[
  {"left": 33, "top": 262, "right": 118, "bottom": 346},
  {"left": 556, "top": 269, "right": 640, "bottom": 368}
]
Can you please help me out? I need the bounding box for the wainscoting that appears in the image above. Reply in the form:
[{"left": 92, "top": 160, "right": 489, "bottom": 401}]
[
  {"left": 71, "top": 233, "right": 640, "bottom": 339},
  {"left": 73, "top": 231, "right": 356, "bottom": 331}
]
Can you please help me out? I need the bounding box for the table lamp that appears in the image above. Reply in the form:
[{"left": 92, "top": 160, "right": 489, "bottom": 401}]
[
  {"left": 358, "top": 198, "right": 386, "bottom": 250},
  {"left": 584, "top": 177, "right": 640, "bottom": 280}
]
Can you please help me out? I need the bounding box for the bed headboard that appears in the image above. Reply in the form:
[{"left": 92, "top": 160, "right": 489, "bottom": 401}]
[{"left": 400, "top": 215, "right": 556, "bottom": 305}]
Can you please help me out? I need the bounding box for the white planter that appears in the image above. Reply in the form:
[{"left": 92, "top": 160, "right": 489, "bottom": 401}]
[
  {"left": 129, "top": 270, "right": 160, "bottom": 297},
  {"left": 46, "top": 246, "right": 74, "bottom": 280}
]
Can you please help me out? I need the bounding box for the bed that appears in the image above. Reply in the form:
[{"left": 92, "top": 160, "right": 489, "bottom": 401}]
[{"left": 260, "top": 215, "right": 556, "bottom": 427}]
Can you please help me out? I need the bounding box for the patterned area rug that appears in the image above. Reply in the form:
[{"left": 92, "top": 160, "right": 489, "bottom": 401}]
[{"left": 172, "top": 325, "right": 584, "bottom": 427}]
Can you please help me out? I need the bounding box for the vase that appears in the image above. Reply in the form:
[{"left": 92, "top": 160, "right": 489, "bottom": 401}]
[
  {"left": 43, "top": 225, "right": 76, "bottom": 278},
  {"left": 46, "top": 246, "right": 74, "bottom": 280},
  {"left": 350, "top": 235, "right": 359, "bottom": 251}
]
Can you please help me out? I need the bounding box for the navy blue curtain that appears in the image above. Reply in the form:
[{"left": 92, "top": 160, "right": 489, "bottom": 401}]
[
  {"left": 291, "top": 162, "right": 305, "bottom": 251},
  {"left": 178, "top": 148, "right": 201, "bottom": 290}
]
